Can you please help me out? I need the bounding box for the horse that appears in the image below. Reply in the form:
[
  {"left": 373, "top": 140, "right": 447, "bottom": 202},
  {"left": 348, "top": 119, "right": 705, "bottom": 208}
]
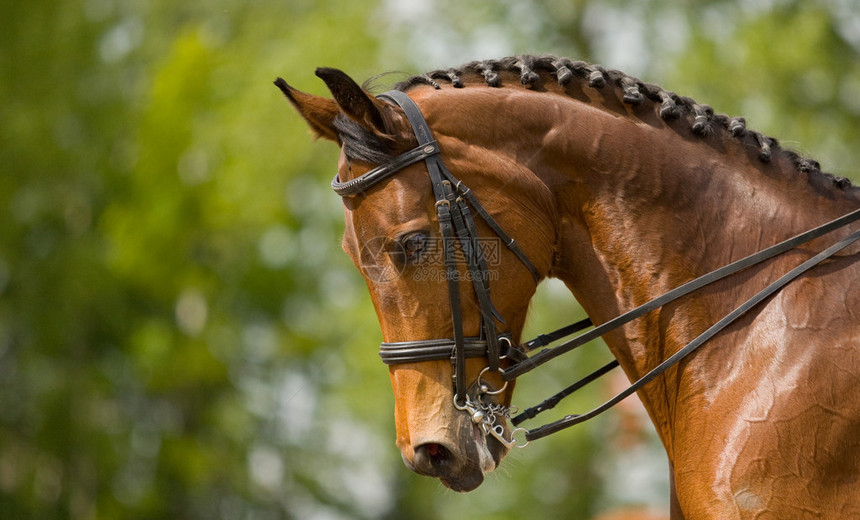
[{"left": 276, "top": 55, "right": 860, "bottom": 518}]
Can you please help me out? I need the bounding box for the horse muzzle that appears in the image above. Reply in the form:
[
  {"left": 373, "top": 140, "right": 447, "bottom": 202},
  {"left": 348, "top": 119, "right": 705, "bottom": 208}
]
[{"left": 401, "top": 415, "right": 510, "bottom": 492}]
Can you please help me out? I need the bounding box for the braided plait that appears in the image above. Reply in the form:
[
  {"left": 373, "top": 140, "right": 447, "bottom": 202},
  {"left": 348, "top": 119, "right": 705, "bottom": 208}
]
[{"left": 392, "top": 55, "right": 851, "bottom": 189}]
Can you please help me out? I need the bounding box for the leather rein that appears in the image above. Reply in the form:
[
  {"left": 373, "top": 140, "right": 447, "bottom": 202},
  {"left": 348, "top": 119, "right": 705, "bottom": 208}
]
[{"left": 332, "top": 90, "right": 860, "bottom": 444}]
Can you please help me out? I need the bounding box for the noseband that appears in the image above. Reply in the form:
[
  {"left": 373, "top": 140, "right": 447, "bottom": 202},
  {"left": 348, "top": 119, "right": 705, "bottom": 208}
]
[{"left": 333, "top": 89, "right": 860, "bottom": 444}]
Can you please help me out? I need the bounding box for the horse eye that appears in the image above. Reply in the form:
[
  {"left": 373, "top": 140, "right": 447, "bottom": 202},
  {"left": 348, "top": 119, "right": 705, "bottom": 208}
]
[{"left": 401, "top": 232, "right": 428, "bottom": 261}]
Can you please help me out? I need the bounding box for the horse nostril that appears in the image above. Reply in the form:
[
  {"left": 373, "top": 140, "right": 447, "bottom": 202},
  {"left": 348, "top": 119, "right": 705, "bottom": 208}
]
[
  {"left": 413, "top": 443, "right": 453, "bottom": 476},
  {"left": 425, "top": 443, "right": 448, "bottom": 463}
]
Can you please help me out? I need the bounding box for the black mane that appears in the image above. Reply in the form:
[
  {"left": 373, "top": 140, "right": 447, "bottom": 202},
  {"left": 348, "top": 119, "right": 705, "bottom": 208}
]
[{"left": 344, "top": 55, "right": 853, "bottom": 190}]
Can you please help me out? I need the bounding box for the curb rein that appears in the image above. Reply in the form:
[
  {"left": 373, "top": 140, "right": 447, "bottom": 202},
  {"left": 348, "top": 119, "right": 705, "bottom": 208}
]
[{"left": 331, "top": 90, "right": 860, "bottom": 445}]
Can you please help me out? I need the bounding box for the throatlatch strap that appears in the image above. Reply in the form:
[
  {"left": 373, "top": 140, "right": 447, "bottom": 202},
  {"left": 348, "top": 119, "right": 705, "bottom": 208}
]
[{"left": 452, "top": 182, "right": 542, "bottom": 283}]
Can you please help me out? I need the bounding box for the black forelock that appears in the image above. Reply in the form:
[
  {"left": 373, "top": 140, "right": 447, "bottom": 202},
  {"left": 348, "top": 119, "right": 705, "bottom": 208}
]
[{"left": 332, "top": 113, "right": 397, "bottom": 165}]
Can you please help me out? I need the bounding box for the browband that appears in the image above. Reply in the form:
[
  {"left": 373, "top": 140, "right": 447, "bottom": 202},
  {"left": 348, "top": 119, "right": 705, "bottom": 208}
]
[{"left": 332, "top": 140, "right": 440, "bottom": 196}]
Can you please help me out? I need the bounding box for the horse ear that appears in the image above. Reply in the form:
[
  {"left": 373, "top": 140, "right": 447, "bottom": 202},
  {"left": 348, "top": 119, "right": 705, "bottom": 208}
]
[
  {"left": 274, "top": 78, "right": 340, "bottom": 142},
  {"left": 315, "top": 67, "right": 392, "bottom": 137}
]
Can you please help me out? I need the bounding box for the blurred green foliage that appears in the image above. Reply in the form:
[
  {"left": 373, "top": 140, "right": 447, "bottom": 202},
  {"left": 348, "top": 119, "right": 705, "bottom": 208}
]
[{"left": 1, "top": 0, "right": 858, "bottom": 519}]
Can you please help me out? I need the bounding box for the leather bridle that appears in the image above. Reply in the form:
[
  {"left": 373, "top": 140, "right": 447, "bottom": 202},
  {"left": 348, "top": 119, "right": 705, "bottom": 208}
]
[
  {"left": 333, "top": 90, "right": 539, "bottom": 407},
  {"left": 332, "top": 89, "right": 860, "bottom": 444}
]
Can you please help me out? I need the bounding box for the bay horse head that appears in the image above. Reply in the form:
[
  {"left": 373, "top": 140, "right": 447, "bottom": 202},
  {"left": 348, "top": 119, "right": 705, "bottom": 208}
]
[
  {"left": 278, "top": 56, "right": 860, "bottom": 512},
  {"left": 277, "top": 68, "right": 555, "bottom": 491}
]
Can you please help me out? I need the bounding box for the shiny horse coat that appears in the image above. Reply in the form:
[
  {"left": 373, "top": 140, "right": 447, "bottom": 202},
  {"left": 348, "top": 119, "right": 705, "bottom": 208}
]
[{"left": 278, "top": 56, "right": 860, "bottom": 517}]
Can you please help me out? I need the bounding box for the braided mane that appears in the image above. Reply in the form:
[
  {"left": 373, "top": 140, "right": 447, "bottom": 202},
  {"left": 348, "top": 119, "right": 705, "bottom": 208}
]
[{"left": 393, "top": 55, "right": 853, "bottom": 190}]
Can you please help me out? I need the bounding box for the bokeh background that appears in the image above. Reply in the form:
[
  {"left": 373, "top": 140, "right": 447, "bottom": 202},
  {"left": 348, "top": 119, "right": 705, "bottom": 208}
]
[{"left": 3, "top": 0, "right": 860, "bottom": 518}]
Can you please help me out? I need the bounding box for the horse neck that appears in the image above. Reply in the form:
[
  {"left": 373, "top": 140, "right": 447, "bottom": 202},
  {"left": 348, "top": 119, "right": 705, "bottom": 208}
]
[{"left": 503, "top": 89, "right": 860, "bottom": 438}]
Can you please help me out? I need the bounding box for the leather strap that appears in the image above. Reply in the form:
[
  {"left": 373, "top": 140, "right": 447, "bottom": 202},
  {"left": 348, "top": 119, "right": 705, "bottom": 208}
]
[
  {"left": 523, "top": 228, "right": 860, "bottom": 441},
  {"left": 383, "top": 90, "right": 478, "bottom": 402},
  {"left": 452, "top": 182, "right": 542, "bottom": 283},
  {"left": 512, "top": 359, "right": 619, "bottom": 425},
  {"left": 380, "top": 338, "right": 489, "bottom": 364},
  {"left": 331, "top": 141, "right": 440, "bottom": 196},
  {"left": 504, "top": 207, "right": 860, "bottom": 380}
]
